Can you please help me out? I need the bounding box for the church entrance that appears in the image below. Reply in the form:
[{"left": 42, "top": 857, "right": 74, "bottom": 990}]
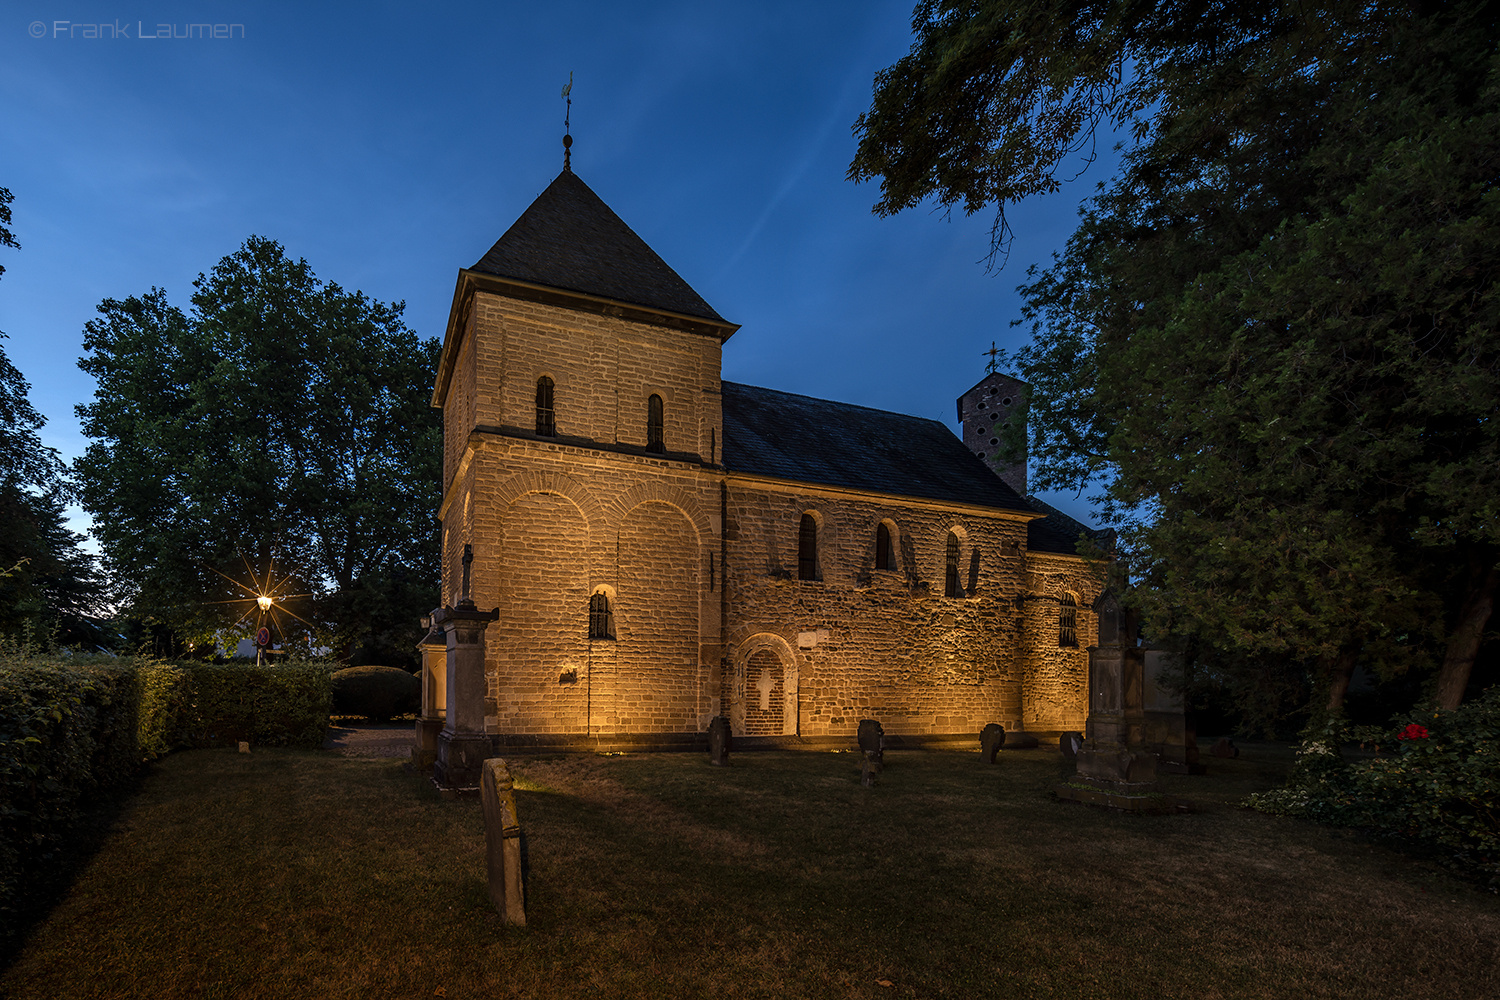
[{"left": 730, "top": 634, "right": 798, "bottom": 737}]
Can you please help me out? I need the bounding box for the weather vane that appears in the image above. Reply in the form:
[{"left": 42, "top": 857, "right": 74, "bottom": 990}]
[
  {"left": 984, "top": 341, "right": 1000, "bottom": 374},
  {"left": 562, "top": 71, "right": 573, "bottom": 173}
]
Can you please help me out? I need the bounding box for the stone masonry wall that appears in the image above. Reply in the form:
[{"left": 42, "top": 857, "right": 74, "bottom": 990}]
[
  {"left": 469, "top": 290, "right": 722, "bottom": 461},
  {"left": 439, "top": 290, "right": 725, "bottom": 736},
  {"left": 723, "top": 481, "right": 1043, "bottom": 739},
  {"left": 1020, "top": 551, "right": 1105, "bottom": 731}
]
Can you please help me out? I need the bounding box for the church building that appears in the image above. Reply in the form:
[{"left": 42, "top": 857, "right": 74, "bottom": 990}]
[{"left": 430, "top": 163, "right": 1105, "bottom": 748}]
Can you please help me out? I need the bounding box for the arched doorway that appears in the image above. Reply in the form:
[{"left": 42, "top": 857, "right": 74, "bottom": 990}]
[{"left": 730, "top": 634, "right": 798, "bottom": 737}]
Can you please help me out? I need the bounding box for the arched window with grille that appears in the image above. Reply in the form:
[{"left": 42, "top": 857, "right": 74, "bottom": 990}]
[
  {"left": 944, "top": 531, "right": 962, "bottom": 597},
  {"left": 875, "top": 522, "right": 893, "bottom": 571},
  {"left": 535, "top": 376, "right": 556, "bottom": 437},
  {"left": 798, "top": 514, "right": 818, "bottom": 581},
  {"left": 589, "top": 590, "right": 614, "bottom": 640},
  {"left": 647, "top": 394, "right": 664, "bottom": 453},
  {"left": 1059, "top": 592, "right": 1078, "bottom": 647}
]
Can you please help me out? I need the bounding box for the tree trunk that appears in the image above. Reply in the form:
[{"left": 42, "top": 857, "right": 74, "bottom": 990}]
[
  {"left": 1325, "top": 647, "right": 1359, "bottom": 715},
  {"left": 1435, "top": 556, "right": 1499, "bottom": 711}
]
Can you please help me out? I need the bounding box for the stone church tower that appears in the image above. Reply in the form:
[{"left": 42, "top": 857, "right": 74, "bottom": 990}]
[{"left": 431, "top": 164, "right": 1105, "bottom": 749}]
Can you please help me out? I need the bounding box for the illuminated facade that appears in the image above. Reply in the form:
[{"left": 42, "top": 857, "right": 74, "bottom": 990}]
[{"left": 430, "top": 168, "right": 1104, "bottom": 746}]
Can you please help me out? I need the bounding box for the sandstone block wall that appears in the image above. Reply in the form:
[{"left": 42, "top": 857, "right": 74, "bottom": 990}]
[
  {"left": 1019, "top": 552, "right": 1104, "bottom": 731},
  {"left": 722, "top": 480, "right": 1071, "bottom": 739},
  {"left": 467, "top": 290, "right": 722, "bottom": 461},
  {"left": 438, "top": 291, "right": 726, "bottom": 737}
]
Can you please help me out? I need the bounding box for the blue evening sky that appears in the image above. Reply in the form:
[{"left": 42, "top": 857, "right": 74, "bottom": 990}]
[{"left": 1, "top": 1, "right": 1115, "bottom": 545}]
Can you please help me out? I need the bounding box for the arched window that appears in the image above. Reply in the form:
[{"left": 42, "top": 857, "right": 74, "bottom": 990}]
[
  {"left": 535, "top": 377, "right": 556, "bottom": 437},
  {"left": 1059, "top": 592, "right": 1078, "bottom": 647},
  {"left": 647, "top": 394, "right": 664, "bottom": 453},
  {"left": 875, "top": 523, "right": 893, "bottom": 571},
  {"left": 589, "top": 590, "right": 614, "bottom": 640},
  {"left": 798, "top": 514, "right": 818, "bottom": 581},
  {"left": 945, "top": 532, "right": 962, "bottom": 597}
]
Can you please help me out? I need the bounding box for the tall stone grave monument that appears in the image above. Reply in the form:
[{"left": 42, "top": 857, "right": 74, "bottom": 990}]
[
  {"left": 432, "top": 545, "right": 499, "bottom": 790},
  {"left": 412, "top": 619, "right": 448, "bottom": 771},
  {"left": 1055, "top": 590, "right": 1192, "bottom": 811}
]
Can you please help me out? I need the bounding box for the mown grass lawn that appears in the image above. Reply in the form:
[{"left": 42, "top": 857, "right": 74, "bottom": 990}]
[{"left": 3, "top": 742, "right": 1497, "bottom": 999}]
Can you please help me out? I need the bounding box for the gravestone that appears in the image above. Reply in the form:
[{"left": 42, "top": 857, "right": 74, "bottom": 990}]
[
  {"left": 707, "top": 716, "right": 731, "bottom": 766},
  {"left": 858, "top": 718, "right": 884, "bottom": 782},
  {"left": 481, "top": 758, "right": 526, "bottom": 925},
  {"left": 857, "top": 719, "right": 884, "bottom": 763},
  {"left": 980, "top": 723, "right": 1006, "bottom": 763},
  {"left": 1060, "top": 731, "right": 1083, "bottom": 760},
  {"left": 1210, "top": 737, "right": 1239, "bottom": 758}
]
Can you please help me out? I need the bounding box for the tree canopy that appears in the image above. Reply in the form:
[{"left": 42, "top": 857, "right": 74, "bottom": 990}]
[
  {"left": 851, "top": 1, "right": 1499, "bottom": 721},
  {"left": 75, "top": 236, "right": 442, "bottom": 662},
  {"left": 0, "top": 187, "right": 108, "bottom": 650}
]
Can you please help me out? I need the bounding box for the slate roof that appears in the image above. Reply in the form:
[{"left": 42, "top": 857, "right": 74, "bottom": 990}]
[
  {"left": 471, "top": 170, "right": 726, "bottom": 323},
  {"left": 1026, "top": 495, "right": 1113, "bottom": 555},
  {"left": 721, "top": 382, "right": 1034, "bottom": 512}
]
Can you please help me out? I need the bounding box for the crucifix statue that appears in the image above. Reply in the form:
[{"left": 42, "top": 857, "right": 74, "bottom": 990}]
[{"left": 460, "top": 543, "right": 475, "bottom": 608}]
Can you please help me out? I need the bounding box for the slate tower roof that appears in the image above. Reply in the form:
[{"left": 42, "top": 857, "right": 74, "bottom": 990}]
[{"left": 471, "top": 170, "right": 726, "bottom": 323}]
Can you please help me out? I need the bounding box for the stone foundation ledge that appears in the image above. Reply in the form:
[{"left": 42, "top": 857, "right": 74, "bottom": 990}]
[
  {"left": 433, "top": 731, "right": 1083, "bottom": 756},
  {"left": 488, "top": 732, "right": 709, "bottom": 754}
]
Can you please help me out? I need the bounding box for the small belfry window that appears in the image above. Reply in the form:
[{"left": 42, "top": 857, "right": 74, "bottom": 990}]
[
  {"left": 798, "top": 514, "right": 818, "bottom": 581},
  {"left": 1059, "top": 593, "right": 1078, "bottom": 647},
  {"left": 589, "top": 591, "right": 614, "bottom": 640},
  {"left": 535, "top": 377, "right": 556, "bottom": 437},
  {"left": 647, "top": 394, "right": 664, "bottom": 453},
  {"left": 945, "top": 532, "right": 962, "bottom": 597},
  {"left": 875, "top": 523, "right": 893, "bottom": 571}
]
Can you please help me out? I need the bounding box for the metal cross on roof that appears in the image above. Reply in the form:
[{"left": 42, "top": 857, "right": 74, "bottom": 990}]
[
  {"left": 562, "top": 71, "right": 574, "bottom": 173},
  {"left": 984, "top": 341, "right": 1000, "bottom": 374}
]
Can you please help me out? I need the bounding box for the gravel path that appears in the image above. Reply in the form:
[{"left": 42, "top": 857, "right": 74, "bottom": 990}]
[{"left": 322, "top": 722, "right": 415, "bottom": 758}]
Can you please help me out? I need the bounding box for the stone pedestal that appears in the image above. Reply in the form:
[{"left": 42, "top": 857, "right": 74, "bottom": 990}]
[
  {"left": 432, "top": 600, "right": 499, "bottom": 790},
  {"left": 412, "top": 623, "right": 447, "bottom": 771}
]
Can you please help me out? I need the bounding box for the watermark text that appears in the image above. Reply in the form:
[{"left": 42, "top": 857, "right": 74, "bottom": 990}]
[{"left": 29, "top": 20, "right": 246, "bottom": 39}]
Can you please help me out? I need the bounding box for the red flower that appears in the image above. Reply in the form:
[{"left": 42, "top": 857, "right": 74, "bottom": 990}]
[{"left": 1397, "top": 724, "right": 1429, "bottom": 741}]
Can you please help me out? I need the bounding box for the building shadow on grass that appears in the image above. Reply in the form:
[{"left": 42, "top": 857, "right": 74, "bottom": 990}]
[{"left": 0, "top": 773, "right": 143, "bottom": 974}]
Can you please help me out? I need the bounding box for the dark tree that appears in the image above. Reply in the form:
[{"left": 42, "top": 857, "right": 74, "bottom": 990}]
[
  {"left": 0, "top": 187, "right": 110, "bottom": 650},
  {"left": 852, "top": 1, "right": 1500, "bottom": 715},
  {"left": 75, "top": 237, "right": 442, "bottom": 662}
]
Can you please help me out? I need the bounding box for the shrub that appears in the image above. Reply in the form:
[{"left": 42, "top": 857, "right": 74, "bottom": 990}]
[
  {"left": 331, "top": 665, "right": 419, "bottom": 721},
  {"left": 1248, "top": 687, "right": 1500, "bottom": 890}
]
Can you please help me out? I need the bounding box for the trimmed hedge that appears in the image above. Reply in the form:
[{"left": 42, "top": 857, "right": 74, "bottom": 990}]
[
  {"left": 331, "top": 665, "right": 420, "bottom": 721},
  {"left": 169, "top": 663, "right": 331, "bottom": 749},
  {"left": 0, "top": 657, "right": 333, "bottom": 938}
]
